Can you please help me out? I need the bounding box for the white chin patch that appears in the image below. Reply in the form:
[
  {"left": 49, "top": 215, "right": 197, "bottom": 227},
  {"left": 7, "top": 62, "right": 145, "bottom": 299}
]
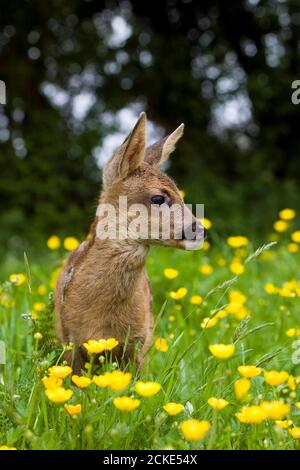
[{"left": 181, "top": 239, "right": 202, "bottom": 251}]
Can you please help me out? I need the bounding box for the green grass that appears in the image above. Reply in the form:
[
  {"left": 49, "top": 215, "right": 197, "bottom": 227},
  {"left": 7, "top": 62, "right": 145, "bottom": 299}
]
[{"left": 1, "top": 230, "right": 300, "bottom": 450}]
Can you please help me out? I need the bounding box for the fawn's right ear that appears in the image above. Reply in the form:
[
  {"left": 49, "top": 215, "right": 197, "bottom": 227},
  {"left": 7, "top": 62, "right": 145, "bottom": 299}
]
[
  {"left": 102, "top": 112, "right": 147, "bottom": 187},
  {"left": 144, "top": 123, "right": 184, "bottom": 167}
]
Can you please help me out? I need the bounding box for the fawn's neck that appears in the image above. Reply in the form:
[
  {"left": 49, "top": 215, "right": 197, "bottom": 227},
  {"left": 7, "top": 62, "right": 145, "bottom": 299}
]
[
  {"left": 86, "top": 194, "right": 149, "bottom": 300},
  {"left": 88, "top": 236, "right": 149, "bottom": 301}
]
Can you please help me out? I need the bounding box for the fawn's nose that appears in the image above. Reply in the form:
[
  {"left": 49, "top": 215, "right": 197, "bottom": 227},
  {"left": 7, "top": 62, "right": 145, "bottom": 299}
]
[
  {"left": 182, "top": 220, "right": 204, "bottom": 240},
  {"left": 192, "top": 220, "right": 198, "bottom": 232}
]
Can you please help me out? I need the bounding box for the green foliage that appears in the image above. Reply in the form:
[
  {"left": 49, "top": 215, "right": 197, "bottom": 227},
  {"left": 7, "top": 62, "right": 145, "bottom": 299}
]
[{"left": 1, "top": 233, "right": 300, "bottom": 449}]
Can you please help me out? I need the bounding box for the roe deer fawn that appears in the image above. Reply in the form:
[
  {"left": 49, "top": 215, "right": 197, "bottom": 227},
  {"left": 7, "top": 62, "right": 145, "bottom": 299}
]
[{"left": 55, "top": 113, "right": 203, "bottom": 372}]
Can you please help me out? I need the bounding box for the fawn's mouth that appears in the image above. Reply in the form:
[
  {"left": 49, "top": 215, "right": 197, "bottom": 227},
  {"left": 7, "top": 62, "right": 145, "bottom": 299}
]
[
  {"left": 149, "top": 235, "right": 203, "bottom": 251},
  {"left": 139, "top": 222, "right": 204, "bottom": 250},
  {"left": 145, "top": 237, "right": 201, "bottom": 250},
  {"left": 180, "top": 238, "right": 202, "bottom": 251},
  {"left": 179, "top": 222, "right": 204, "bottom": 250}
]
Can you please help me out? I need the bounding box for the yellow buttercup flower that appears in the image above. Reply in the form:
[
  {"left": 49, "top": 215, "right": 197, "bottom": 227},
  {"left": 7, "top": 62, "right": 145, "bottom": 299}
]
[
  {"left": 288, "top": 375, "right": 296, "bottom": 391},
  {"left": 229, "top": 290, "right": 247, "bottom": 304},
  {"left": 45, "top": 387, "right": 73, "bottom": 404},
  {"left": 64, "top": 404, "right": 82, "bottom": 416},
  {"left": 291, "top": 231, "right": 300, "bottom": 243},
  {"left": 47, "top": 235, "right": 61, "bottom": 250},
  {"left": 106, "top": 338, "right": 119, "bottom": 350},
  {"left": 9, "top": 273, "right": 26, "bottom": 286},
  {"left": 72, "top": 375, "right": 92, "bottom": 389},
  {"left": 37, "top": 284, "right": 47, "bottom": 295},
  {"left": 295, "top": 402, "right": 300, "bottom": 409},
  {"left": 260, "top": 401, "right": 290, "bottom": 420},
  {"left": 64, "top": 237, "right": 80, "bottom": 251},
  {"left": 231, "top": 305, "right": 249, "bottom": 320},
  {"left": 264, "top": 370, "right": 289, "bottom": 386},
  {"left": 264, "top": 283, "right": 277, "bottom": 294},
  {"left": 209, "top": 344, "right": 235, "bottom": 360},
  {"left": 83, "top": 338, "right": 119, "bottom": 354},
  {"left": 277, "top": 287, "right": 295, "bottom": 298},
  {"left": 33, "top": 302, "right": 46, "bottom": 312},
  {"left": 213, "top": 309, "right": 228, "bottom": 319},
  {"left": 32, "top": 310, "right": 39, "bottom": 320},
  {"left": 50, "top": 266, "right": 62, "bottom": 289},
  {"left": 279, "top": 208, "right": 296, "bottom": 221},
  {"left": 93, "top": 374, "right": 110, "bottom": 388},
  {"left": 180, "top": 419, "right": 211, "bottom": 441},
  {"left": 190, "top": 295, "right": 202, "bottom": 305},
  {"left": 288, "top": 243, "right": 299, "bottom": 253},
  {"left": 237, "top": 365, "right": 262, "bottom": 378},
  {"left": 170, "top": 287, "right": 188, "bottom": 300},
  {"left": 289, "top": 427, "right": 300, "bottom": 439},
  {"left": 230, "top": 259, "right": 244, "bottom": 275},
  {"left": 227, "top": 236, "right": 249, "bottom": 248},
  {"left": 234, "top": 378, "right": 251, "bottom": 401},
  {"left": 199, "top": 264, "right": 213, "bottom": 275},
  {"left": 201, "top": 316, "right": 218, "bottom": 329},
  {"left": 113, "top": 396, "right": 140, "bottom": 412},
  {"left": 207, "top": 397, "right": 229, "bottom": 410},
  {"left": 48, "top": 365, "right": 72, "bottom": 379},
  {"left": 134, "top": 381, "right": 161, "bottom": 397},
  {"left": 164, "top": 268, "right": 179, "bottom": 280},
  {"left": 273, "top": 220, "right": 289, "bottom": 232},
  {"left": 42, "top": 375, "right": 63, "bottom": 390},
  {"left": 163, "top": 402, "right": 184, "bottom": 416},
  {"left": 155, "top": 337, "right": 169, "bottom": 352},
  {"left": 284, "top": 278, "right": 297, "bottom": 288},
  {"left": 236, "top": 406, "right": 267, "bottom": 424},
  {"left": 203, "top": 241, "right": 210, "bottom": 251},
  {"left": 286, "top": 328, "right": 297, "bottom": 337},
  {"left": 105, "top": 371, "right": 132, "bottom": 391},
  {"left": 200, "top": 218, "right": 212, "bottom": 230},
  {"left": 275, "top": 420, "right": 293, "bottom": 429},
  {"left": 0, "top": 446, "right": 17, "bottom": 450}
]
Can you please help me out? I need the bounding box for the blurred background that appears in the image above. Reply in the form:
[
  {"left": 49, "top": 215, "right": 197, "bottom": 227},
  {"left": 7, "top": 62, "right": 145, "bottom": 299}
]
[{"left": 1, "top": 0, "right": 300, "bottom": 257}]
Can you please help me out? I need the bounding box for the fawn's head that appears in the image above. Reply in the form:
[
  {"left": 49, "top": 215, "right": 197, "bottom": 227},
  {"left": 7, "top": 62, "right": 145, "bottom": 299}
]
[{"left": 98, "top": 113, "right": 203, "bottom": 250}]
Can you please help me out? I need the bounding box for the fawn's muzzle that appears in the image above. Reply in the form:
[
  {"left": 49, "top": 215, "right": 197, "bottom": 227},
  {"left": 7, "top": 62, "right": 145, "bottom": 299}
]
[{"left": 182, "top": 220, "right": 204, "bottom": 241}]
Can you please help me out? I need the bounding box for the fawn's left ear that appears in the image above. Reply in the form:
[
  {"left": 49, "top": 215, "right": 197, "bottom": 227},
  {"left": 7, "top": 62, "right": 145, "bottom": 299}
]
[
  {"left": 144, "top": 123, "right": 184, "bottom": 167},
  {"left": 103, "top": 112, "right": 147, "bottom": 186}
]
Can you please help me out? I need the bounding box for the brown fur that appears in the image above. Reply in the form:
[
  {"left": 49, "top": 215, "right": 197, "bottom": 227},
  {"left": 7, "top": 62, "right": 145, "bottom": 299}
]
[{"left": 55, "top": 113, "right": 201, "bottom": 372}]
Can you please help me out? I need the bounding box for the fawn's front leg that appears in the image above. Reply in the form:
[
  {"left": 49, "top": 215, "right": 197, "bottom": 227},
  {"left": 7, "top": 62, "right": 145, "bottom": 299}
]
[{"left": 64, "top": 346, "right": 87, "bottom": 375}]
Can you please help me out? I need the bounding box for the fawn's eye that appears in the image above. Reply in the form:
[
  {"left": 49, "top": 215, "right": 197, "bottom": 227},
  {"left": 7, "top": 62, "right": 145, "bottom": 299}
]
[{"left": 151, "top": 195, "right": 166, "bottom": 205}]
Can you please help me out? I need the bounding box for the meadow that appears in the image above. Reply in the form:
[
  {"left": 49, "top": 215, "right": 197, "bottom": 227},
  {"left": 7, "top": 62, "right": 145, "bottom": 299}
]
[{"left": 1, "top": 209, "right": 300, "bottom": 450}]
